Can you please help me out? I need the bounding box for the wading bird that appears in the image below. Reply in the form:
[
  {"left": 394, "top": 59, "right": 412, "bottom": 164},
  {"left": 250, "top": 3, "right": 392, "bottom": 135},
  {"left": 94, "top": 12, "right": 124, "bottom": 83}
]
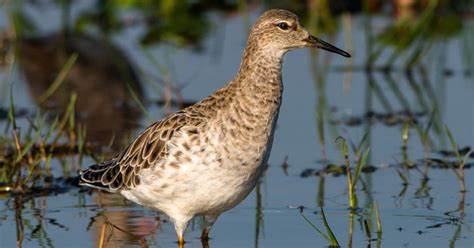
[{"left": 80, "top": 9, "right": 350, "bottom": 246}]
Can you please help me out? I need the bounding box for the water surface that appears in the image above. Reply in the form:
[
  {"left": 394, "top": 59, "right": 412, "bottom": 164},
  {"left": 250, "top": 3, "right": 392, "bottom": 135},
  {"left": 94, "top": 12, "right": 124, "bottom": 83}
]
[{"left": 0, "top": 2, "right": 472, "bottom": 247}]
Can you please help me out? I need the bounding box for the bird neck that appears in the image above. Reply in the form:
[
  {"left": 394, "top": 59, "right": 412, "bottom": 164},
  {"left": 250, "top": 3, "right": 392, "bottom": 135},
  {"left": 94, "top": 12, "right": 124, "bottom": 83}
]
[
  {"left": 222, "top": 44, "right": 285, "bottom": 131},
  {"left": 234, "top": 44, "right": 285, "bottom": 97}
]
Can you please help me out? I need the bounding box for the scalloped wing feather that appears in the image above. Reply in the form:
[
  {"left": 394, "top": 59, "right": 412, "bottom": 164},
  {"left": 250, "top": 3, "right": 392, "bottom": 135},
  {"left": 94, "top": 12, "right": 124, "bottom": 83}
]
[{"left": 79, "top": 113, "right": 195, "bottom": 192}]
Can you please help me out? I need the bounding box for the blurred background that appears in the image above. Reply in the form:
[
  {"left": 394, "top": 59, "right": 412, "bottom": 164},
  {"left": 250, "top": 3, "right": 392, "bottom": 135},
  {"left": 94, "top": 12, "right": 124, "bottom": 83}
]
[{"left": 0, "top": 0, "right": 472, "bottom": 247}]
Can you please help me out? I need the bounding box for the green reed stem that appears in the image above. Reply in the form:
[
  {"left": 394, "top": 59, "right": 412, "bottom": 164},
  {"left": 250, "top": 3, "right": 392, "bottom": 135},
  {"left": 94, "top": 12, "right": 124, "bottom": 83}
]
[
  {"left": 375, "top": 201, "right": 382, "bottom": 235},
  {"left": 444, "top": 125, "right": 468, "bottom": 192}
]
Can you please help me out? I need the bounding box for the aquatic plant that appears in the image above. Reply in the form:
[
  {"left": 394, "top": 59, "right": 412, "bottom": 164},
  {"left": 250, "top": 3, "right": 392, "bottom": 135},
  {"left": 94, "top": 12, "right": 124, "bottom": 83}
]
[
  {"left": 300, "top": 207, "right": 339, "bottom": 247},
  {"left": 336, "top": 136, "right": 370, "bottom": 210},
  {"left": 444, "top": 125, "right": 472, "bottom": 193},
  {"left": 0, "top": 86, "right": 89, "bottom": 194}
]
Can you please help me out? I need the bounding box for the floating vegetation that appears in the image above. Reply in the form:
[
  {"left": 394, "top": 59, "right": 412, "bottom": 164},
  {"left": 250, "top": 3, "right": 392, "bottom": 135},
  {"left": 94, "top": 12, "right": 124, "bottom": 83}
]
[
  {"left": 423, "top": 159, "right": 473, "bottom": 169},
  {"left": 438, "top": 146, "right": 474, "bottom": 158},
  {"left": 300, "top": 163, "right": 377, "bottom": 178},
  {"left": 300, "top": 158, "right": 472, "bottom": 178},
  {"left": 0, "top": 175, "right": 83, "bottom": 197},
  {"left": 330, "top": 110, "right": 426, "bottom": 127}
]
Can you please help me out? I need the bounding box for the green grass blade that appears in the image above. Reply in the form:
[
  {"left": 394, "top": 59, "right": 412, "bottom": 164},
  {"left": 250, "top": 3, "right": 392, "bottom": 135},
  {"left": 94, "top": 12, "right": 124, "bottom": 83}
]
[
  {"left": 16, "top": 127, "right": 41, "bottom": 163},
  {"left": 38, "top": 53, "right": 78, "bottom": 104},
  {"left": 336, "top": 136, "right": 351, "bottom": 179},
  {"left": 22, "top": 158, "right": 42, "bottom": 185},
  {"left": 336, "top": 136, "right": 357, "bottom": 209},
  {"left": 353, "top": 148, "right": 370, "bottom": 187},
  {"left": 68, "top": 96, "right": 76, "bottom": 132},
  {"left": 300, "top": 211, "right": 331, "bottom": 242},
  {"left": 375, "top": 201, "right": 382, "bottom": 234},
  {"left": 320, "top": 207, "right": 340, "bottom": 247},
  {"left": 52, "top": 92, "right": 77, "bottom": 145},
  {"left": 43, "top": 116, "right": 59, "bottom": 143},
  {"left": 364, "top": 219, "right": 371, "bottom": 240},
  {"left": 126, "top": 82, "right": 151, "bottom": 122},
  {"left": 45, "top": 152, "right": 53, "bottom": 172},
  {"left": 402, "top": 121, "right": 410, "bottom": 147},
  {"left": 349, "top": 140, "right": 357, "bottom": 156},
  {"left": 461, "top": 149, "right": 473, "bottom": 169},
  {"left": 77, "top": 124, "right": 87, "bottom": 169},
  {"left": 396, "top": 169, "right": 409, "bottom": 185},
  {"left": 444, "top": 125, "right": 462, "bottom": 165},
  {"left": 369, "top": 202, "right": 374, "bottom": 234},
  {"left": 355, "top": 133, "right": 369, "bottom": 157},
  {"left": 8, "top": 82, "right": 17, "bottom": 130},
  {"left": 414, "top": 123, "right": 424, "bottom": 142},
  {"left": 424, "top": 109, "right": 436, "bottom": 138},
  {"left": 342, "top": 140, "right": 349, "bottom": 167}
]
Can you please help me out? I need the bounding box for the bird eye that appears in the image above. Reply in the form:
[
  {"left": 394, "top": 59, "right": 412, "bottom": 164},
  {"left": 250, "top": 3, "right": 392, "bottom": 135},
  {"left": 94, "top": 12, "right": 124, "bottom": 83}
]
[{"left": 277, "top": 22, "right": 289, "bottom": 30}]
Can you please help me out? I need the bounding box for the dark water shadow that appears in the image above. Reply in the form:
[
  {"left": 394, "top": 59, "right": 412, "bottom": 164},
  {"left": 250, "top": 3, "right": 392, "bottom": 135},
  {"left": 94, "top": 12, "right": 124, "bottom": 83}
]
[{"left": 18, "top": 31, "right": 143, "bottom": 154}]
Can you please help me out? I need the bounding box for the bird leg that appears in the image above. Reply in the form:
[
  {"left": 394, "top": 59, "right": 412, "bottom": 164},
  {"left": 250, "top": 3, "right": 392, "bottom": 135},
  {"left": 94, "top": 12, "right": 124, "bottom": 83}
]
[
  {"left": 201, "top": 228, "right": 210, "bottom": 241},
  {"left": 178, "top": 235, "right": 185, "bottom": 247},
  {"left": 200, "top": 214, "right": 219, "bottom": 241},
  {"left": 172, "top": 215, "right": 192, "bottom": 247}
]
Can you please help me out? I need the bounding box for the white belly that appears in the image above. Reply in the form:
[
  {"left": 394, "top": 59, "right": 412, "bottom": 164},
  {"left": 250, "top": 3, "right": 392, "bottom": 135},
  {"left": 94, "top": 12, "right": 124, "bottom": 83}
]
[{"left": 120, "top": 128, "right": 273, "bottom": 218}]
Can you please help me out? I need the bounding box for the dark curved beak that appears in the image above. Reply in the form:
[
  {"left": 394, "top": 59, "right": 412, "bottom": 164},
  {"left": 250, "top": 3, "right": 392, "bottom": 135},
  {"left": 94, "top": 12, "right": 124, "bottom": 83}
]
[{"left": 303, "top": 35, "right": 351, "bottom": 58}]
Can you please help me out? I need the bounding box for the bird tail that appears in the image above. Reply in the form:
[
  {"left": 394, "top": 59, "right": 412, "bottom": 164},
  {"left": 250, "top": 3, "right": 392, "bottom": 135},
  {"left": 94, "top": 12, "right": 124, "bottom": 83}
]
[{"left": 79, "top": 159, "right": 123, "bottom": 193}]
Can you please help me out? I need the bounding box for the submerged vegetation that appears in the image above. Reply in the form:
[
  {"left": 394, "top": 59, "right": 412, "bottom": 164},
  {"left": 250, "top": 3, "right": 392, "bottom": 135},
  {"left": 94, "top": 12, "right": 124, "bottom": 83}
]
[{"left": 0, "top": 0, "right": 472, "bottom": 247}]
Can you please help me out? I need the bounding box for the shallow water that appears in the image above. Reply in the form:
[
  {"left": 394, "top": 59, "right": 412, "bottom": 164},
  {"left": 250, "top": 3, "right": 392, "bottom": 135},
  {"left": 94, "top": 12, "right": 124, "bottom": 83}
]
[{"left": 0, "top": 2, "right": 473, "bottom": 248}]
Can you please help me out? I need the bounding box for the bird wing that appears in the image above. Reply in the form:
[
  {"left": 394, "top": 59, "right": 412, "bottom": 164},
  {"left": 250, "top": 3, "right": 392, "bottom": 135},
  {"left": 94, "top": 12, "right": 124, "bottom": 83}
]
[{"left": 79, "top": 112, "right": 194, "bottom": 192}]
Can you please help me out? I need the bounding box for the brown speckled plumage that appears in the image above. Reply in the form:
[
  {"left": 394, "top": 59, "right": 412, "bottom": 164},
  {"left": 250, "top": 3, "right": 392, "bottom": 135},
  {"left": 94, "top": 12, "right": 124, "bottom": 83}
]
[{"left": 79, "top": 9, "right": 350, "bottom": 245}]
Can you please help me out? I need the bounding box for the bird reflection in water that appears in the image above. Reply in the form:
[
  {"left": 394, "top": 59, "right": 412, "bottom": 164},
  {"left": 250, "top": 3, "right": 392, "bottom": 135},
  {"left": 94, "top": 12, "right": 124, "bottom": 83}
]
[{"left": 88, "top": 193, "right": 213, "bottom": 248}]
